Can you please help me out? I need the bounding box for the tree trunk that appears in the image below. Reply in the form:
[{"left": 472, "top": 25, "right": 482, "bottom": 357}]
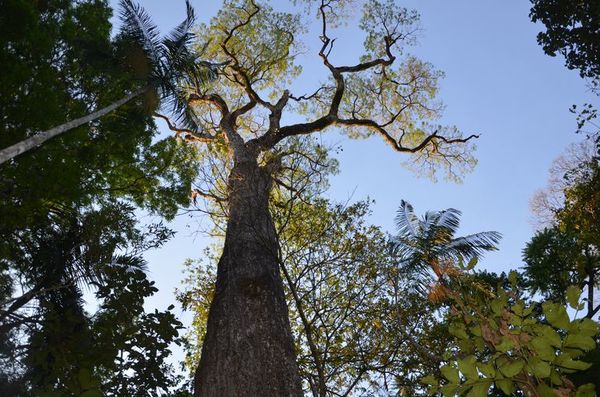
[
  {"left": 194, "top": 156, "right": 303, "bottom": 397},
  {"left": 0, "top": 87, "right": 146, "bottom": 166}
]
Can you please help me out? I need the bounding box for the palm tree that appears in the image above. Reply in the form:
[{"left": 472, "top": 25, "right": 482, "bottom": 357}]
[
  {"left": 392, "top": 200, "right": 501, "bottom": 297},
  {"left": 0, "top": 0, "right": 216, "bottom": 166},
  {"left": 0, "top": 204, "right": 146, "bottom": 334}
]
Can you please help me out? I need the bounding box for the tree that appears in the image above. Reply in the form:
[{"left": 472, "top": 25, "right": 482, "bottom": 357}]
[
  {"left": 180, "top": 194, "right": 505, "bottom": 396},
  {"left": 529, "top": 139, "right": 596, "bottom": 229},
  {"left": 0, "top": 0, "right": 201, "bottom": 393},
  {"left": 392, "top": 200, "right": 501, "bottom": 299},
  {"left": 0, "top": 204, "right": 188, "bottom": 395},
  {"left": 169, "top": 0, "right": 479, "bottom": 394},
  {"left": 179, "top": 197, "right": 455, "bottom": 396},
  {"left": 524, "top": 141, "right": 600, "bottom": 319},
  {"left": 523, "top": 227, "right": 587, "bottom": 299},
  {"left": 530, "top": 0, "right": 600, "bottom": 89},
  {"left": 0, "top": 0, "right": 214, "bottom": 166},
  {"left": 425, "top": 272, "right": 599, "bottom": 397}
]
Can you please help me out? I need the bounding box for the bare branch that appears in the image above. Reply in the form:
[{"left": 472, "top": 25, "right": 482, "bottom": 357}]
[
  {"left": 188, "top": 92, "right": 229, "bottom": 116},
  {"left": 192, "top": 188, "right": 227, "bottom": 204},
  {"left": 154, "top": 113, "right": 215, "bottom": 142}
]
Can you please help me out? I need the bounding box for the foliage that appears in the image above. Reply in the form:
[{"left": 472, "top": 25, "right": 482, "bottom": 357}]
[
  {"left": 279, "top": 198, "right": 450, "bottom": 396},
  {"left": 530, "top": 0, "right": 600, "bottom": 88},
  {"left": 0, "top": 0, "right": 200, "bottom": 394},
  {"left": 178, "top": 197, "right": 453, "bottom": 396},
  {"left": 392, "top": 200, "right": 501, "bottom": 297},
  {"left": 179, "top": 197, "right": 502, "bottom": 396},
  {"left": 424, "top": 273, "right": 599, "bottom": 397},
  {"left": 0, "top": 203, "right": 188, "bottom": 396},
  {"left": 176, "top": 0, "right": 478, "bottom": 182},
  {"left": 523, "top": 227, "right": 588, "bottom": 303},
  {"left": 524, "top": 139, "right": 599, "bottom": 319}
]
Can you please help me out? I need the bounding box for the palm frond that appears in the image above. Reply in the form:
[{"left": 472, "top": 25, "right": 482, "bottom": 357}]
[
  {"left": 446, "top": 231, "right": 502, "bottom": 260},
  {"left": 434, "top": 208, "right": 461, "bottom": 233},
  {"left": 391, "top": 201, "right": 502, "bottom": 297},
  {"left": 395, "top": 200, "right": 422, "bottom": 239},
  {"left": 119, "top": 0, "right": 163, "bottom": 73},
  {"left": 162, "top": 0, "right": 196, "bottom": 64},
  {"left": 112, "top": 254, "right": 148, "bottom": 272}
]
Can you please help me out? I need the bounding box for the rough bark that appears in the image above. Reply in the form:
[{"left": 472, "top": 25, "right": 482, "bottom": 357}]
[
  {"left": 194, "top": 155, "right": 303, "bottom": 397},
  {"left": 0, "top": 88, "right": 146, "bottom": 166}
]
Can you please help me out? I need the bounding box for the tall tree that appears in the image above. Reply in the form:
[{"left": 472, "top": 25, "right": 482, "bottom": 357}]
[
  {"left": 181, "top": 198, "right": 454, "bottom": 396},
  {"left": 168, "top": 0, "right": 479, "bottom": 394},
  {"left": 528, "top": 0, "right": 600, "bottom": 321},
  {"left": 529, "top": 139, "right": 596, "bottom": 229}
]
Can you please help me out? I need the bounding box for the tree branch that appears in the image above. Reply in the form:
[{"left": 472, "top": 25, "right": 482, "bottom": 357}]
[{"left": 154, "top": 113, "right": 215, "bottom": 142}]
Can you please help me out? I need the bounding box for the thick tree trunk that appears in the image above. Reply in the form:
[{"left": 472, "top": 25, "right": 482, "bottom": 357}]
[{"left": 194, "top": 156, "right": 303, "bottom": 397}]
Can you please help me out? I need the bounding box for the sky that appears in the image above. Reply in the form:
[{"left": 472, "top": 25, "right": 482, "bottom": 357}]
[{"left": 109, "top": 0, "right": 598, "bottom": 364}]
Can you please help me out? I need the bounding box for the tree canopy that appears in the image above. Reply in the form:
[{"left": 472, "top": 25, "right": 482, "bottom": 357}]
[
  {"left": 530, "top": 0, "right": 600, "bottom": 87},
  {"left": 0, "top": 0, "right": 200, "bottom": 394},
  {"left": 1, "top": 1, "right": 599, "bottom": 397}
]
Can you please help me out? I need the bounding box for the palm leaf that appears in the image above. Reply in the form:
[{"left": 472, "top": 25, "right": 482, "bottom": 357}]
[
  {"left": 391, "top": 201, "right": 502, "bottom": 292},
  {"left": 434, "top": 208, "right": 461, "bottom": 233},
  {"left": 119, "top": 0, "right": 220, "bottom": 132},
  {"left": 445, "top": 231, "right": 502, "bottom": 260},
  {"left": 119, "top": 0, "right": 162, "bottom": 74},
  {"left": 162, "top": 0, "right": 196, "bottom": 64},
  {"left": 395, "top": 200, "right": 422, "bottom": 239}
]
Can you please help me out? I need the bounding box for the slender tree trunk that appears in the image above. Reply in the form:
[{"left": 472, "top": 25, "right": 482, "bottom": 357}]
[
  {"left": 586, "top": 270, "right": 595, "bottom": 318},
  {"left": 194, "top": 156, "right": 303, "bottom": 397},
  {"left": 0, "top": 88, "right": 146, "bottom": 166}
]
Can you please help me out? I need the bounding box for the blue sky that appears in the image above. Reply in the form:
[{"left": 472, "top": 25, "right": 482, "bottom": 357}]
[{"left": 109, "top": 0, "right": 597, "bottom": 357}]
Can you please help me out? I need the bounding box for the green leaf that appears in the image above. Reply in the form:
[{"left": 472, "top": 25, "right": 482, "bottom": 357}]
[
  {"left": 491, "top": 298, "right": 504, "bottom": 316},
  {"left": 530, "top": 337, "right": 556, "bottom": 361},
  {"left": 495, "top": 379, "right": 514, "bottom": 395},
  {"left": 575, "top": 383, "right": 596, "bottom": 397},
  {"left": 537, "top": 382, "right": 559, "bottom": 397},
  {"left": 458, "top": 355, "right": 478, "bottom": 380},
  {"left": 477, "top": 362, "right": 495, "bottom": 378},
  {"left": 440, "top": 384, "right": 457, "bottom": 397},
  {"left": 555, "top": 355, "right": 593, "bottom": 371},
  {"left": 496, "top": 336, "right": 514, "bottom": 353},
  {"left": 530, "top": 359, "right": 551, "bottom": 378},
  {"left": 507, "top": 271, "right": 518, "bottom": 286},
  {"left": 421, "top": 374, "right": 438, "bottom": 386},
  {"left": 564, "top": 334, "right": 596, "bottom": 351},
  {"left": 566, "top": 285, "right": 582, "bottom": 310},
  {"left": 467, "top": 380, "right": 492, "bottom": 397},
  {"left": 441, "top": 365, "right": 460, "bottom": 384},
  {"left": 466, "top": 257, "right": 478, "bottom": 270},
  {"left": 549, "top": 369, "right": 562, "bottom": 384},
  {"left": 577, "top": 318, "right": 600, "bottom": 337},
  {"left": 540, "top": 326, "right": 562, "bottom": 347},
  {"left": 449, "top": 323, "right": 469, "bottom": 340},
  {"left": 512, "top": 301, "right": 524, "bottom": 316},
  {"left": 498, "top": 359, "right": 524, "bottom": 377},
  {"left": 542, "top": 302, "right": 570, "bottom": 329}
]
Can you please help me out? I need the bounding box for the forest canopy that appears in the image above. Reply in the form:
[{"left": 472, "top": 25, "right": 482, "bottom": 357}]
[{"left": 0, "top": 0, "right": 598, "bottom": 396}]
